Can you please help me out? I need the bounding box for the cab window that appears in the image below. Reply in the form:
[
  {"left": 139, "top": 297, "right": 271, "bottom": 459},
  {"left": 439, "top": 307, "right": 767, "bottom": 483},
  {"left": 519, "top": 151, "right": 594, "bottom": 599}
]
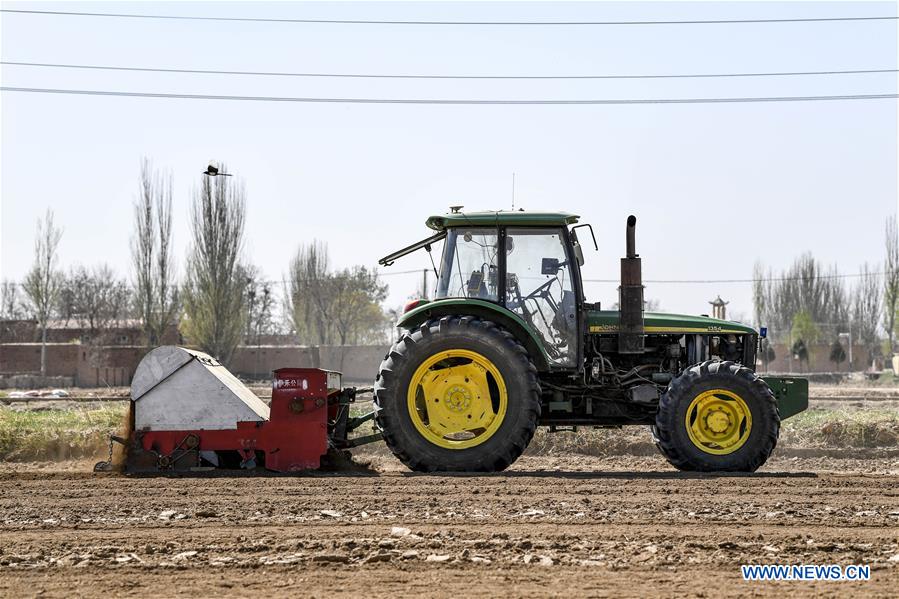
[
  {"left": 436, "top": 228, "right": 499, "bottom": 301},
  {"left": 504, "top": 228, "right": 577, "bottom": 366}
]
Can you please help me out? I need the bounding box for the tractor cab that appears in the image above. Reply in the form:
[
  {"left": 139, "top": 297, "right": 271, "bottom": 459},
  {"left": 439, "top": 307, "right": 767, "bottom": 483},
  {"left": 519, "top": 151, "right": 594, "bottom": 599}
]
[
  {"left": 434, "top": 224, "right": 580, "bottom": 366},
  {"left": 379, "top": 210, "right": 587, "bottom": 368}
]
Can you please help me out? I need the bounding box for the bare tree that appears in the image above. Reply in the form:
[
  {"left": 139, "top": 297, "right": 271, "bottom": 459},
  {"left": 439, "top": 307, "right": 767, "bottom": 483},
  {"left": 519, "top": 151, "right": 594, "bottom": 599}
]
[
  {"left": 0, "top": 280, "right": 25, "bottom": 320},
  {"left": 242, "top": 264, "right": 276, "bottom": 345},
  {"left": 644, "top": 298, "right": 662, "bottom": 312},
  {"left": 884, "top": 215, "right": 899, "bottom": 354},
  {"left": 285, "top": 240, "right": 332, "bottom": 344},
  {"left": 754, "top": 253, "right": 849, "bottom": 342},
  {"left": 331, "top": 266, "right": 388, "bottom": 345},
  {"left": 381, "top": 305, "right": 403, "bottom": 344},
  {"left": 132, "top": 159, "right": 179, "bottom": 346},
  {"left": 285, "top": 241, "right": 390, "bottom": 345},
  {"left": 241, "top": 264, "right": 277, "bottom": 379},
  {"left": 1, "top": 280, "right": 27, "bottom": 343},
  {"left": 752, "top": 261, "right": 768, "bottom": 329},
  {"left": 181, "top": 167, "right": 247, "bottom": 364},
  {"left": 852, "top": 263, "right": 883, "bottom": 364},
  {"left": 57, "top": 264, "right": 131, "bottom": 342},
  {"left": 22, "top": 209, "right": 63, "bottom": 375}
]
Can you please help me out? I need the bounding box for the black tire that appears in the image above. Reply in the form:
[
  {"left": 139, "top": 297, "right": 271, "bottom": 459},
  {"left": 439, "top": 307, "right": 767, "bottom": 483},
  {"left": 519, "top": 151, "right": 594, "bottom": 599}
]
[
  {"left": 374, "top": 315, "right": 541, "bottom": 472},
  {"left": 654, "top": 360, "right": 780, "bottom": 472}
]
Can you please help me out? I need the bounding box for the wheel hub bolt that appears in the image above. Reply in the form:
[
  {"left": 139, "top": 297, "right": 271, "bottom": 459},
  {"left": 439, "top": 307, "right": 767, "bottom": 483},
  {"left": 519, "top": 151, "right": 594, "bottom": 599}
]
[
  {"left": 444, "top": 385, "right": 472, "bottom": 413},
  {"left": 706, "top": 410, "right": 731, "bottom": 434}
]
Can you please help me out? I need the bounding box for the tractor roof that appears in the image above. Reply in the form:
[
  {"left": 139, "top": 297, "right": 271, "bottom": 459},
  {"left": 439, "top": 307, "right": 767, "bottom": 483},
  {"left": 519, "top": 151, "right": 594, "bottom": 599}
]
[{"left": 426, "top": 210, "right": 580, "bottom": 231}]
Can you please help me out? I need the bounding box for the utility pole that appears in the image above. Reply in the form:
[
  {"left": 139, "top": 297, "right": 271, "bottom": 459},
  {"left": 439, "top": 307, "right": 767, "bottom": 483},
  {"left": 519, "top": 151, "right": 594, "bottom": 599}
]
[
  {"left": 788, "top": 330, "right": 794, "bottom": 373},
  {"left": 421, "top": 268, "right": 429, "bottom": 299},
  {"left": 845, "top": 322, "right": 853, "bottom": 371},
  {"left": 511, "top": 173, "right": 516, "bottom": 210}
]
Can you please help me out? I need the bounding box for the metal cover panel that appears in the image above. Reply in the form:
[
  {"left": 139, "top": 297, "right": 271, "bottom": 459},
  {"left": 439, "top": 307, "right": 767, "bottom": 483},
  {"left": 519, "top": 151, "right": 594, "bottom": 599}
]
[
  {"left": 130, "top": 346, "right": 195, "bottom": 401},
  {"left": 132, "top": 346, "right": 270, "bottom": 431}
]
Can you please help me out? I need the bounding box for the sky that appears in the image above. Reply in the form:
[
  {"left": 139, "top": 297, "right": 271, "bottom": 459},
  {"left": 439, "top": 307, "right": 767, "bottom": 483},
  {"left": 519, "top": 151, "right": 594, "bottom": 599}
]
[{"left": 1, "top": 1, "right": 897, "bottom": 327}]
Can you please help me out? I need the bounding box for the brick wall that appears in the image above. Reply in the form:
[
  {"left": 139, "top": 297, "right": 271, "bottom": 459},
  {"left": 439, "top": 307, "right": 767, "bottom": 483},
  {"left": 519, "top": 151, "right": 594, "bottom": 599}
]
[
  {"left": 229, "top": 345, "right": 389, "bottom": 382},
  {"left": 0, "top": 343, "right": 389, "bottom": 387},
  {"left": 0, "top": 343, "right": 79, "bottom": 377},
  {"left": 760, "top": 342, "right": 874, "bottom": 373},
  {"left": 318, "top": 346, "right": 389, "bottom": 382},
  {"left": 0, "top": 338, "right": 880, "bottom": 387},
  {"left": 229, "top": 346, "right": 320, "bottom": 380},
  {"left": 0, "top": 343, "right": 153, "bottom": 386},
  {"left": 3, "top": 338, "right": 878, "bottom": 388},
  {"left": 75, "top": 346, "right": 151, "bottom": 387}
]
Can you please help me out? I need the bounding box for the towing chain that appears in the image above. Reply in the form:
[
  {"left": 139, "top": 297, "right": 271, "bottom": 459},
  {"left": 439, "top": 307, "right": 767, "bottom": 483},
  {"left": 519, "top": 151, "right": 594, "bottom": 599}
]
[
  {"left": 93, "top": 437, "right": 115, "bottom": 472},
  {"left": 93, "top": 435, "right": 127, "bottom": 473}
]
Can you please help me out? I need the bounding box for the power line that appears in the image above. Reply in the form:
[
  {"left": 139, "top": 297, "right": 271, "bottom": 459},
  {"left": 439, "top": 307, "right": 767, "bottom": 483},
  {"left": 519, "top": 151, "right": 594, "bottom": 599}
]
[
  {"left": 583, "top": 272, "right": 886, "bottom": 284},
  {"left": 2, "top": 9, "right": 897, "bottom": 26},
  {"left": 376, "top": 269, "right": 424, "bottom": 277},
  {"left": 10, "top": 269, "right": 427, "bottom": 287},
  {"left": 2, "top": 87, "right": 896, "bottom": 105},
  {"left": 376, "top": 269, "right": 887, "bottom": 284},
  {"left": 9, "top": 270, "right": 886, "bottom": 286},
  {"left": 4, "top": 61, "right": 896, "bottom": 81}
]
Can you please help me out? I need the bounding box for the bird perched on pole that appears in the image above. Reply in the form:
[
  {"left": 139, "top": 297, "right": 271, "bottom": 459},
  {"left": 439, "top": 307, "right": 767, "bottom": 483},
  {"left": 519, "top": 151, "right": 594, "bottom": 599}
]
[{"left": 203, "top": 163, "right": 232, "bottom": 177}]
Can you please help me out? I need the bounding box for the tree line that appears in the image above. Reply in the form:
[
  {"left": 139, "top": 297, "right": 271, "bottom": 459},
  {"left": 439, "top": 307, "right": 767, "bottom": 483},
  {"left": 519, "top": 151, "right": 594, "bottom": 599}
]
[
  {"left": 752, "top": 216, "right": 899, "bottom": 370},
  {"left": 1, "top": 160, "right": 392, "bottom": 373}
]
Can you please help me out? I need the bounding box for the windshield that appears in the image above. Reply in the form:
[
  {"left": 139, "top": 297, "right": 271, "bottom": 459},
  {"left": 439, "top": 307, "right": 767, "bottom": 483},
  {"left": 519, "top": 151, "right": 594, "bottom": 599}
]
[{"left": 436, "top": 228, "right": 499, "bottom": 301}]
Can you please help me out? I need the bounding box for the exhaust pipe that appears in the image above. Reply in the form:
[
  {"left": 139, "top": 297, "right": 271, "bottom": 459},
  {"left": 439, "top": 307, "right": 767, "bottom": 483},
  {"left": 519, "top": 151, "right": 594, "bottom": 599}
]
[
  {"left": 626, "top": 215, "right": 637, "bottom": 258},
  {"left": 618, "top": 215, "right": 645, "bottom": 354}
]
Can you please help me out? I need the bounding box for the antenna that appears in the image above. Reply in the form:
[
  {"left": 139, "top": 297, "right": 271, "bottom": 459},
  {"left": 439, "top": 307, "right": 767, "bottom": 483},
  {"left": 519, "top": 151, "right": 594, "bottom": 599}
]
[{"left": 511, "top": 172, "right": 516, "bottom": 210}]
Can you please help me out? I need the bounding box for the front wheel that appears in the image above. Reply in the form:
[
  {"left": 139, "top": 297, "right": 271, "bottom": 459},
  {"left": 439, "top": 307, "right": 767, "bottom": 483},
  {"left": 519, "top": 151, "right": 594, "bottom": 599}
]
[
  {"left": 374, "top": 316, "right": 541, "bottom": 472},
  {"left": 654, "top": 360, "right": 780, "bottom": 472}
]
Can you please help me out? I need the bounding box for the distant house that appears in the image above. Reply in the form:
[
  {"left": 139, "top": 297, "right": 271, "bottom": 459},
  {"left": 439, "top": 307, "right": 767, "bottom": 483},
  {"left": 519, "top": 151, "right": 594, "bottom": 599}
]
[
  {"left": 0, "top": 319, "right": 35, "bottom": 344},
  {"left": 0, "top": 318, "right": 180, "bottom": 345}
]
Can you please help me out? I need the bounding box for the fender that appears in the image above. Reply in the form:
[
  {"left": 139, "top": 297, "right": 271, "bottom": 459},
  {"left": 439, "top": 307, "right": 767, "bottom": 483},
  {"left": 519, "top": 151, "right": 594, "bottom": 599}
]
[{"left": 396, "top": 298, "right": 552, "bottom": 371}]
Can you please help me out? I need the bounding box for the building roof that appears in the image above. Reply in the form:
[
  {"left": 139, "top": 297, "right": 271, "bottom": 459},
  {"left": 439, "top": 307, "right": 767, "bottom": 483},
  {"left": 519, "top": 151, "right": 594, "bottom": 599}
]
[
  {"left": 44, "top": 318, "right": 145, "bottom": 330},
  {"left": 425, "top": 210, "right": 580, "bottom": 231}
]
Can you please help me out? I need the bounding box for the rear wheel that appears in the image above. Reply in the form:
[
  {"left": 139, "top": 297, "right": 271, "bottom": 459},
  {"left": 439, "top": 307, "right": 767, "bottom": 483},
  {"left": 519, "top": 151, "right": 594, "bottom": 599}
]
[
  {"left": 374, "top": 316, "right": 541, "bottom": 472},
  {"left": 654, "top": 360, "right": 779, "bottom": 472}
]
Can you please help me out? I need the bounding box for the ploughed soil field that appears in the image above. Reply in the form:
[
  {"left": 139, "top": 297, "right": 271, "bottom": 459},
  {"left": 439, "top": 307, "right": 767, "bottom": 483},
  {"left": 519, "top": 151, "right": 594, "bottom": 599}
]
[{"left": 0, "top": 454, "right": 897, "bottom": 598}]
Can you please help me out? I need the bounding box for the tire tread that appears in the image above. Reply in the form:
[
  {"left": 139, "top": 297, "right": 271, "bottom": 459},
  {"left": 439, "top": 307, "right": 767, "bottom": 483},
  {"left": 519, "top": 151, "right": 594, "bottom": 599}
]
[
  {"left": 655, "top": 360, "right": 780, "bottom": 472},
  {"left": 374, "top": 316, "right": 541, "bottom": 472}
]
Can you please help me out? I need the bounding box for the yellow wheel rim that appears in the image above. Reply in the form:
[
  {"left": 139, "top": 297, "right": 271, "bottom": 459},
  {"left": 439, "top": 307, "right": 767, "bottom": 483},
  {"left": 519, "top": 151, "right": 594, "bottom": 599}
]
[
  {"left": 406, "top": 349, "right": 508, "bottom": 450},
  {"left": 685, "top": 389, "right": 752, "bottom": 455}
]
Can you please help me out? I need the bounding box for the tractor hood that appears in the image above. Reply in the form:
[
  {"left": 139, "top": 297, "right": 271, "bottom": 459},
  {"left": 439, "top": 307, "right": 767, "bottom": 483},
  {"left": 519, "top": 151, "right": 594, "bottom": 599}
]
[{"left": 587, "top": 310, "right": 756, "bottom": 336}]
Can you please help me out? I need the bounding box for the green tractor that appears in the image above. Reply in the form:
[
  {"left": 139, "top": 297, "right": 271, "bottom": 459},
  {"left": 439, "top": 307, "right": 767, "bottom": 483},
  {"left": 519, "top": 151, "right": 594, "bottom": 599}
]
[{"left": 375, "top": 211, "right": 807, "bottom": 472}]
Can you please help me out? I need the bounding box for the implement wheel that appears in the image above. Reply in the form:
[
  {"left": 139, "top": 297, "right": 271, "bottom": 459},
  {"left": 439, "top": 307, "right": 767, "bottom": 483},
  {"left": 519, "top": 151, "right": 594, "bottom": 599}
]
[
  {"left": 654, "top": 360, "right": 780, "bottom": 472},
  {"left": 374, "top": 316, "right": 541, "bottom": 472}
]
